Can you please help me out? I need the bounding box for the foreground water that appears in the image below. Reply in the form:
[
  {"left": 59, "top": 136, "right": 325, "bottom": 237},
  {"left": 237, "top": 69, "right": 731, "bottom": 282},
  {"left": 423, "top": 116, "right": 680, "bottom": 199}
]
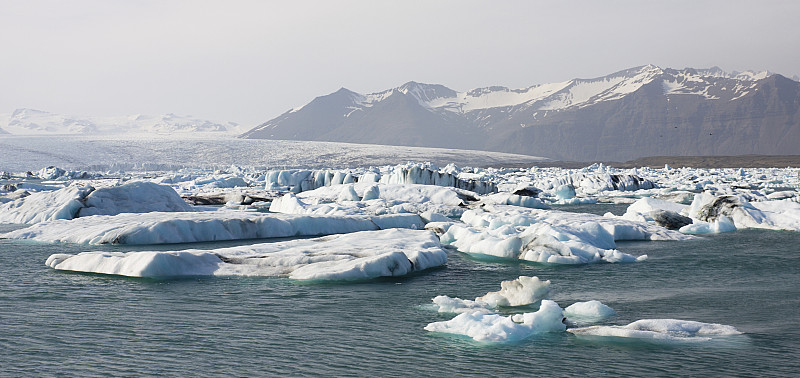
[{"left": 2, "top": 217, "right": 799, "bottom": 376}]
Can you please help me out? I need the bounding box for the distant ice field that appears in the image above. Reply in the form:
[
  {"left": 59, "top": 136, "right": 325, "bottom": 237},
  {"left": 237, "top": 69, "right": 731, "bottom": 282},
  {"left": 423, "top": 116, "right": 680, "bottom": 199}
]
[{"left": 0, "top": 135, "right": 547, "bottom": 172}]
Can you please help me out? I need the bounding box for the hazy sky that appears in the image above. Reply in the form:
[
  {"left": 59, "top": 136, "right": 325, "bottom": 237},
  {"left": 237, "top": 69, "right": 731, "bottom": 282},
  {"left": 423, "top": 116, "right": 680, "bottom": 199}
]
[{"left": 1, "top": 0, "right": 798, "bottom": 127}]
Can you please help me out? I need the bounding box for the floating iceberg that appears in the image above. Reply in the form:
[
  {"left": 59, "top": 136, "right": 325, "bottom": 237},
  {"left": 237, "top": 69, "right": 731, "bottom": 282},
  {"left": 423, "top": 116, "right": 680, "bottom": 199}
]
[
  {"left": 432, "top": 276, "right": 551, "bottom": 313},
  {"left": 78, "top": 181, "right": 193, "bottom": 217},
  {"left": 0, "top": 184, "right": 93, "bottom": 224},
  {"left": 4, "top": 210, "right": 424, "bottom": 244},
  {"left": 0, "top": 181, "right": 191, "bottom": 224},
  {"left": 685, "top": 192, "right": 800, "bottom": 232},
  {"left": 45, "top": 229, "right": 446, "bottom": 280},
  {"left": 568, "top": 319, "right": 742, "bottom": 343},
  {"left": 439, "top": 206, "right": 688, "bottom": 264},
  {"left": 563, "top": 300, "right": 617, "bottom": 323},
  {"left": 424, "top": 300, "right": 565, "bottom": 343}
]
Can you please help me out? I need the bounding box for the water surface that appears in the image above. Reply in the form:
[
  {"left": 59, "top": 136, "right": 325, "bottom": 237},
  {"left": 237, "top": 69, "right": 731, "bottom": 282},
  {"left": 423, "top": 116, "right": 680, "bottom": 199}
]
[{"left": 1, "top": 225, "right": 798, "bottom": 376}]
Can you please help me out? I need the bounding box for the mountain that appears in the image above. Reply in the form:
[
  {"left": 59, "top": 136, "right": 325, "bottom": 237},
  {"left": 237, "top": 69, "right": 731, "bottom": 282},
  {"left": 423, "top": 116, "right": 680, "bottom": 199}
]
[
  {"left": 242, "top": 65, "right": 800, "bottom": 162},
  {"left": 0, "top": 109, "right": 244, "bottom": 136}
]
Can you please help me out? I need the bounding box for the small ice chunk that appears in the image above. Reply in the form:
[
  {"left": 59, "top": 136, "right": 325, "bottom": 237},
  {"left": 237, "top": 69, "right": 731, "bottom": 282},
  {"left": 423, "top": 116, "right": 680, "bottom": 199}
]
[
  {"left": 336, "top": 184, "right": 360, "bottom": 202},
  {"left": 563, "top": 300, "right": 616, "bottom": 323},
  {"left": 679, "top": 216, "right": 736, "bottom": 234},
  {"left": 431, "top": 296, "right": 494, "bottom": 314},
  {"left": 432, "top": 276, "right": 551, "bottom": 313},
  {"left": 554, "top": 184, "right": 576, "bottom": 200},
  {"left": 424, "top": 300, "right": 565, "bottom": 343},
  {"left": 476, "top": 276, "right": 551, "bottom": 307},
  {"left": 361, "top": 184, "right": 380, "bottom": 201}
]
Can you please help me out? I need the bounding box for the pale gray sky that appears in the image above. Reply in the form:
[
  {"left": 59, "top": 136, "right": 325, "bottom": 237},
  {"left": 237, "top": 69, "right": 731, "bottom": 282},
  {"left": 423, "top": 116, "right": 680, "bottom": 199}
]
[{"left": 1, "top": 0, "right": 798, "bottom": 127}]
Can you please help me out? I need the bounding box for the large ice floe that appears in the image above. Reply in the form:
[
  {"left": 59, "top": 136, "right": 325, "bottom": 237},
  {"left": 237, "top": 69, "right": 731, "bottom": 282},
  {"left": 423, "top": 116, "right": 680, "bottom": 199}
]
[
  {"left": 438, "top": 205, "right": 691, "bottom": 264},
  {"left": 431, "top": 276, "right": 551, "bottom": 314},
  {"left": 44, "top": 229, "right": 447, "bottom": 280},
  {"left": 568, "top": 319, "right": 742, "bottom": 343},
  {"left": 4, "top": 211, "right": 424, "bottom": 244}
]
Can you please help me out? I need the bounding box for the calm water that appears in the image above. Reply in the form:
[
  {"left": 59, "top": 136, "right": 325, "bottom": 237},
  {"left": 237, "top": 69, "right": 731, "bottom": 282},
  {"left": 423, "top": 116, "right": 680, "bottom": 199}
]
[{"left": 1, "top": 221, "right": 799, "bottom": 376}]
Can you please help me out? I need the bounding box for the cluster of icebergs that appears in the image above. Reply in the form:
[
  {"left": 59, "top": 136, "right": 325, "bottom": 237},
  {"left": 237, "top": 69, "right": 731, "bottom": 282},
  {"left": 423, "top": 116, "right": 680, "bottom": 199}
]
[
  {"left": 424, "top": 276, "right": 742, "bottom": 344},
  {"left": 2, "top": 161, "right": 798, "bottom": 343}
]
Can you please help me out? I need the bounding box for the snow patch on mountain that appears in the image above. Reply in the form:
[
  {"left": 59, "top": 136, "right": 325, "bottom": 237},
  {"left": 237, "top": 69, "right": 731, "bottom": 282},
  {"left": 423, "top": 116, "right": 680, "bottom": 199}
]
[{"left": 315, "top": 65, "right": 774, "bottom": 119}]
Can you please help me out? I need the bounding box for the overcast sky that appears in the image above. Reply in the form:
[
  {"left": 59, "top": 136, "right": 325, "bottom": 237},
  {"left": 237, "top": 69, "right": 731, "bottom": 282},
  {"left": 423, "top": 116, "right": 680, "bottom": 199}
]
[{"left": 1, "top": 0, "right": 798, "bottom": 127}]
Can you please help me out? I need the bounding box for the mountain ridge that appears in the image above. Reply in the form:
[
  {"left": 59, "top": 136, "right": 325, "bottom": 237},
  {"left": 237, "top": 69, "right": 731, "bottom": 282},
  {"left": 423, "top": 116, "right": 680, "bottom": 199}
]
[{"left": 242, "top": 65, "right": 800, "bottom": 161}]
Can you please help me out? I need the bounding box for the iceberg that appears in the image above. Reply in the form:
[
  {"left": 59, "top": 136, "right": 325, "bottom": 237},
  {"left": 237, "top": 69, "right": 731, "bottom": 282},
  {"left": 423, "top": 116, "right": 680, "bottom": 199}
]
[
  {"left": 4, "top": 210, "right": 425, "bottom": 245},
  {"left": 685, "top": 192, "right": 800, "bottom": 231},
  {"left": 0, "top": 184, "right": 93, "bottom": 224},
  {"left": 424, "top": 300, "right": 565, "bottom": 343},
  {"left": 563, "top": 300, "right": 617, "bottom": 323},
  {"left": 45, "top": 229, "right": 447, "bottom": 280},
  {"left": 0, "top": 181, "right": 192, "bottom": 224},
  {"left": 268, "top": 183, "right": 473, "bottom": 218},
  {"left": 439, "top": 206, "right": 688, "bottom": 264},
  {"left": 568, "top": 319, "right": 742, "bottom": 343},
  {"left": 78, "top": 181, "right": 193, "bottom": 217},
  {"left": 263, "top": 163, "right": 496, "bottom": 195},
  {"left": 432, "top": 276, "right": 551, "bottom": 313}
]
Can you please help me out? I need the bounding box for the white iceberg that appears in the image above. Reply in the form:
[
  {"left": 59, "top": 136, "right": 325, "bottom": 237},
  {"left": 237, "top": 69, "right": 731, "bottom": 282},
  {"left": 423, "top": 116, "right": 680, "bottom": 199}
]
[
  {"left": 568, "top": 319, "right": 742, "bottom": 343},
  {"left": 78, "top": 181, "right": 193, "bottom": 217},
  {"left": 432, "top": 276, "right": 551, "bottom": 313},
  {"left": 563, "top": 300, "right": 617, "bottom": 323},
  {"left": 0, "top": 181, "right": 192, "bottom": 224},
  {"left": 438, "top": 206, "right": 685, "bottom": 264},
  {"left": 424, "top": 300, "right": 565, "bottom": 343},
  {"left": 620, "top": 197, "right": 688, "bottom": 222},
  {"left": 4, "top": 210, "right": 424, "bottom": 245},
  {"left": 679, "top": 216, "right": 736, "bottom": 234},
  {"left": 0, "top": 184, "right": 93, "bottom": 224},
  {"left": 45, "top": 229, "right": 447, "bottom": 280}
]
